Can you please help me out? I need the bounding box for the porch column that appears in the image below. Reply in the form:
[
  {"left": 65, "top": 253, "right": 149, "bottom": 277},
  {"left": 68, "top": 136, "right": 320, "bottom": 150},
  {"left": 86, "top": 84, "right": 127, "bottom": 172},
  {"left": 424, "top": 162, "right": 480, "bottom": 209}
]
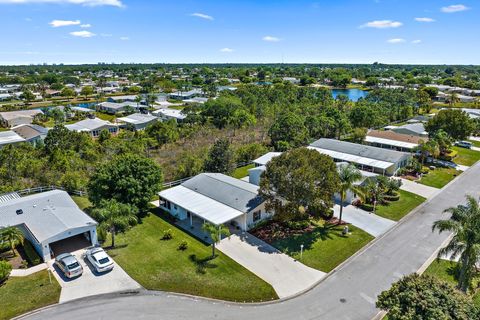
[
  {"left": 243, "top": 214, "right": 247, "bottom": 232},
  {"left": 190, "top": 213, "right": 193, "bottom": 226}
]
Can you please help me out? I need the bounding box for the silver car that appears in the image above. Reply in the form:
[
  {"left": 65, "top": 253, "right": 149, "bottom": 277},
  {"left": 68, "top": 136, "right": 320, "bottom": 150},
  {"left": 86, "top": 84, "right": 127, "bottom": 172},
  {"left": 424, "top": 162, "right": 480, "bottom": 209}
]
[
  {"left": 55, "top": 253, "right": 83, "bottom": 278},
  {"left": 85, "top": 247, "right": 114, "bottom": 273}
]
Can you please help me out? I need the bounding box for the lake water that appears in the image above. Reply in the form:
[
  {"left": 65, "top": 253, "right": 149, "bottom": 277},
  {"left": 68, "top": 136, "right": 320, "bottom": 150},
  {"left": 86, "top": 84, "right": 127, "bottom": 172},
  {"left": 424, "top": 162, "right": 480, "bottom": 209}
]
[{"left": 331, "top": 89, "right": 368, "bottom": 102}]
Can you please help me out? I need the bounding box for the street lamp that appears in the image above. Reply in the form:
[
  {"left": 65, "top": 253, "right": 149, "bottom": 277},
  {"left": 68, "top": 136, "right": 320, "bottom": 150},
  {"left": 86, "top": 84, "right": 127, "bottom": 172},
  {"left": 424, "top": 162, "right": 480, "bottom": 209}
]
[{"left": 300, "top": 244, "right": 304, "bottom": 260}]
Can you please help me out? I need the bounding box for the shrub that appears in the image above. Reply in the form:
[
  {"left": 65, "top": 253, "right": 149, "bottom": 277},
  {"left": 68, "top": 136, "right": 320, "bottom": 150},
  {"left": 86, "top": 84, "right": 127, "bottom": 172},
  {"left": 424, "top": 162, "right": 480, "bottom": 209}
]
[
  {"left": 440, "top": 150, "right": 457, "bottom": 161},
  {"left": 420, "top": 167, "right": 430, "bottom": 174},
  {"left": 0, "top": 260, "right": 12, "bottom": 283},
  {"left": 162, "top": 229, "right": 173, "bottom": 240},
  {"left": 384, "top": 194, "right": 400, "bottom": 202},
  {"left": 23, "top": 240, "right": 41, "bottom": 266},
  {"left": 178, "top": 240, "right": 188, "bottom": 251},
  {"left": 360, "top": 203, "right": 374, "bottom": 212},
  {"left": 285, "top": 220, "right": 310, "bottom": 230}
]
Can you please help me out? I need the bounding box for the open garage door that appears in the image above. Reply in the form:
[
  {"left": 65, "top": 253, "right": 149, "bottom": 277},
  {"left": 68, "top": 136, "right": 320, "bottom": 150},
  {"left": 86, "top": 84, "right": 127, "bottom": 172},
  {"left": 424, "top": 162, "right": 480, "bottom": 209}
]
[{"left": 49, "top": 233, "right": 92, "bottom": 258}]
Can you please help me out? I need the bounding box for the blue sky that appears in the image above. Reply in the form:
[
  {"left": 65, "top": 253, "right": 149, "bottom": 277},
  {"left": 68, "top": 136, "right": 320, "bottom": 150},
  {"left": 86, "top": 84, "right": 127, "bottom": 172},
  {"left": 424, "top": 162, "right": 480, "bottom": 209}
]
[{"left": 0, "top": 0, "right": 477, "bottom": 65}]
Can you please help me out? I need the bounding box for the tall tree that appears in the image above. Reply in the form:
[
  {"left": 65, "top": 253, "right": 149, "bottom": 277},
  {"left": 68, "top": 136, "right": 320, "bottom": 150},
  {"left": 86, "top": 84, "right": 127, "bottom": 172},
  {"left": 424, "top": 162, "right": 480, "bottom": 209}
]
[
  {"left": 80, "top": 86, "right": 94, "bottom": 100},
  {"left": 337, "top": 164, "right": 362, "bottom": 224},
  {"left": 425, "top": 109, "right": 475, "bottom": 141},
  {"left": 203, "top": 138, "right": 236, "bottom": 174},
  {"left": 432, "top": 196, "right": 480, "bottom": 292},
  {"left": 268, "top": 111, "right": 308, "bottom": 151},
  {"left": 0, "top": 226, "right": 23, "bottom": 257},
  {"left": 259, "top": 148, "right": 340, "bottom": 222}
]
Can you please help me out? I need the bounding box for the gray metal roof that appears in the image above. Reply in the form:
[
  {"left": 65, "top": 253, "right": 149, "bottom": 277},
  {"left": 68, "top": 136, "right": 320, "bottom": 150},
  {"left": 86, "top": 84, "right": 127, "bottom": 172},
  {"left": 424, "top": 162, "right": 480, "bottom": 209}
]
[
  {"left": 309, "top": 138, "right": 409, "bottom": 164},
  {"left": 0, "top": 190, "right": 97, "bottom": 243},
  {"left": 118, "top": 113, "right": 158, "bottom": 125},
  {"left": 65, "top": 118, "right": 116, "bottom": 132},
  {"left": 181, "top": 173, "right": 263, "bottom": 213},
  {"left": 0, "top": 130, "right": 26, "bottom": 146},
  {"left": 393, "top": 123, "right": 427, "bottom": 135}
]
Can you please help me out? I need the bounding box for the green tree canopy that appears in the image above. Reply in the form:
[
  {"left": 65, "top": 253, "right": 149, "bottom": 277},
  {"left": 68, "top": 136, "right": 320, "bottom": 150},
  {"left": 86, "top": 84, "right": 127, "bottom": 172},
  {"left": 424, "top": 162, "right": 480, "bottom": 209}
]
[
  {"left": 259, "top": 147, "right": 340, "bottom": 222},
  {"left": 268, "top": 111, "right": 308, "bottom": 151},
  {"left": 203, "top": 138, "right": 236, "bottom": 174},
  {"left": 425, "top": 109, "right": 475, "bottom": 140}
]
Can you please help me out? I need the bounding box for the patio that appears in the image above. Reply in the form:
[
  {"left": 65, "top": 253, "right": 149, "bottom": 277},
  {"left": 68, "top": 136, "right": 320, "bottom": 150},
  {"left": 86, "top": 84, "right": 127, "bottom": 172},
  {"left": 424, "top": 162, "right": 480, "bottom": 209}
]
[{"left": 174, "top": 214, "right": 240, "bottom": 244}]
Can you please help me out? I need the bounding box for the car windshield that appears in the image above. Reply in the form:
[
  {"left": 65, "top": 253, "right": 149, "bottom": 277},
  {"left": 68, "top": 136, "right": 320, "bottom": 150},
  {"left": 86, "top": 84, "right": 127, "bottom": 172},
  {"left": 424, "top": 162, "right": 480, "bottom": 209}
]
[
  {"left": 67, "top": 262, "right": 80, "bottom": 269},
  {"left": 98, "top": 257, "right": 110, "bottom": 264}
]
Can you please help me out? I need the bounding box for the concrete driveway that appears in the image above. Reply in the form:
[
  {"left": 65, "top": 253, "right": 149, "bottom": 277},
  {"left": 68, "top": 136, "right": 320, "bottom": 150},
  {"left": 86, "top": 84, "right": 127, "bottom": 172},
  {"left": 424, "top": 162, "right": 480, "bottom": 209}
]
[
  {"left": 399, "top": 178, "right": 439, "bottom": 199},
  {"left": 333, "top": 204, "right": 396, "bottom": 237},
  {"left": 49, "top": 248, "right": 141, "bottom": 303},
  {"left": 217, "top": 233, "right": 325, "bottom": 298}
]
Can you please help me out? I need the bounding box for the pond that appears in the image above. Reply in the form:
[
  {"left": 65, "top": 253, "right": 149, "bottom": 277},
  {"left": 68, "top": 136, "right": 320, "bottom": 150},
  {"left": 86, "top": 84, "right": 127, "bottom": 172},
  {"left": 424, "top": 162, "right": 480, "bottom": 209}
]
[{"left": 331, "top": 89, "right": 368, "bottom": 102}]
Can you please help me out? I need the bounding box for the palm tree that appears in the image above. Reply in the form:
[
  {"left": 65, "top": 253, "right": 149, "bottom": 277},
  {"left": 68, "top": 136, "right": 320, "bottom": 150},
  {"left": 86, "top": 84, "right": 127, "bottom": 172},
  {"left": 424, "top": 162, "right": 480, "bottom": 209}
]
[
  {"left": 202, "top": 222, "right": 230, "bottom": 258},
  {"left": 338, "top": 164, "right": 362, "bottom": 224},
  {"left": 432, "top": 196, "right": 480, "bottom": 292},
  {"left": 447, "top": 93, "right": 460, "bottom": 108},
  {"left": 0, "top": 226, "right": 23, "bottom": 257},
  {"left": 91, "top": 200, "right": 137, "bottom": 248}
]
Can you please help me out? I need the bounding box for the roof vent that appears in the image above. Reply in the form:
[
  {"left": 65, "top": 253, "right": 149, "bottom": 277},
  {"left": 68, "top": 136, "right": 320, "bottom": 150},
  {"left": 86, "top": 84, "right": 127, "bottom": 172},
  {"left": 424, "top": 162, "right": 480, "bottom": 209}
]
[{"left": 16, "top": 209, "right": 23, "bottom": 215}]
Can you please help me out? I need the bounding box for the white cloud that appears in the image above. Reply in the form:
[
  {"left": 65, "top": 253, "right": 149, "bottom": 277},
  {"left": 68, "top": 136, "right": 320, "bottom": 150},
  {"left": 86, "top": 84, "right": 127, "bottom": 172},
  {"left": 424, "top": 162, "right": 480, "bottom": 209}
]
[
  {"left": 70, "top": 30, "right": 95, "bottom": 38},
  {"left": 49, "top": 19, "right": 80, "bottom": 27},
  {"left": 120, "top": 36, "right": 129, "bottom": 41},
  {"left": 441, "top": 4, "right": 469, "bottom": 13},
  {"left": 415, "top": 17, "right": 435, "bottom": 22},
  {"left": 360, "top": 20, "right": 403, "bottom": 29},
  {"left": 0, "top": 0, "right": 123, "bottom": 6},
  {"left": 100, "top": 33, "right": 112, "bottom": 37},
  {"left": 412, "top": 39, "right": 422, "bottom": 44},
  {"left": 220, "top": 47, "right": 234, "bottom": 53},
  {"left": 190, "top": 12, "right": 213, "bottom": 20},
  {"left": 262, "top": 35, "right": 281, "bottom": 42},
  {"left": 387, "top": 38, "right": 406, "bottom": 44},
  {"left": 80, "top": 23, "right": 91, "bottom": 28}
]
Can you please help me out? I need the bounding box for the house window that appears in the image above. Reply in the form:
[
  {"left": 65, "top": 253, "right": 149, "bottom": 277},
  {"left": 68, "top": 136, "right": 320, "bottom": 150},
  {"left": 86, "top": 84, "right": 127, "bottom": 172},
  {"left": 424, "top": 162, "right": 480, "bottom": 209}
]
[{"left": 253, "top": 210, "right": 261, "bottom": 222}]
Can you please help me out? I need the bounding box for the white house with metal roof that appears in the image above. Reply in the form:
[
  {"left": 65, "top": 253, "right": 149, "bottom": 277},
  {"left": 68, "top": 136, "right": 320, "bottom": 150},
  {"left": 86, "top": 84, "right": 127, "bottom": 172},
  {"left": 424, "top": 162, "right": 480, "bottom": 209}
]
[
  {"left": 0, "top": 190, "right": 98, "bottom": 261},
  {"left": 117, "top": 113, "right": 159, "bottom": 130},
  {"left": 0, "top": 109, "right": 43, "bottom": 128},
  {"left": 386, "top": 123, "right": 429, "bottom": 138},
  {"left": 158, "top": 173, "right": 272, "bottom": 231},
  {"left": 309, "top": 138, "right": 411, "bottom": 176},
  {"left": 152, "top": 108, "right": 187, "bottom": 123},
  {"left": 0, "top": 130, "right": 26, "bottom": 148},
  {"left": 65, "top": 117, "right": 118, "bottom": 138}
]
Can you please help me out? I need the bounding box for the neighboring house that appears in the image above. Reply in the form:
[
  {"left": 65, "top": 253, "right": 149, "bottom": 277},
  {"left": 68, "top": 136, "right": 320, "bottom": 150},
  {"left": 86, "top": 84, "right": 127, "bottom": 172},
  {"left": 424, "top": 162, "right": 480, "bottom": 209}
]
[
  {"left": 107, "top": 95, "right": 138, "bottom": 103},
  {"left": 117, "top": 113, "right": 159, "bottom": 130},
  {"left": 252, "top": 152, "right": 282, "bottom": 167},
  {"left": 0, "top": 130, "right": 26, "bottom": 148},
  {"left": 406, "top": 115, "right": 431, "bottom": 124},
  {"left": 159, "top": 173, "right": 272, "bottom": 231},
  {"left": 182, "top": 97, "right": 209, "bottom": 104},
  {"left": 168, "top": 88, "right": 204, "bottom": 100},
  {"left": 365, "top": 130, "right": 427, "bottom": 152},
  {"left": 71, "top": 106, "right": 95, "bottom": 115},
  {"left": 0, "top": 93, "right": 12, "bottom": 101},
  {"left": 12, "top": 124, "right": 49, "bottom": 146},
  {"left": 65, "top": 118, "right": 118, "bottom": 138},
  {"left": 0, "top": 190, "right": 98, "bottom": 261},
  {"left": 386, "top": 123, "right": 429, "bottom": 138},
  {"left": 97, "top": 101, "right": 138, "bottom": 114},
  {"left": 282, "top": 77, "right": 300, "bottom": 84},
  {"left": 0, "top": 109, "right": 43, "bottom": 128},
  {"left": 152, "top": 108, "right": 187, "bottom": 123},
  {"left": 308, "top": 138, "right": 411, "bottom": 176}
]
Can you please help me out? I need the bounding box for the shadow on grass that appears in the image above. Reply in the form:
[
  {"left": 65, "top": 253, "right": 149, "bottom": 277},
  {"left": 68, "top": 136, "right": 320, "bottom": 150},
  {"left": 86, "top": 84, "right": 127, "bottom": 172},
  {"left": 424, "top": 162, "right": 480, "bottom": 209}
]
[
  {"left": 189, "top": 254, "right": 218, "bottom": 274},
  {"left": 273, "top": 223, "right": 348, "bottom": 255}
]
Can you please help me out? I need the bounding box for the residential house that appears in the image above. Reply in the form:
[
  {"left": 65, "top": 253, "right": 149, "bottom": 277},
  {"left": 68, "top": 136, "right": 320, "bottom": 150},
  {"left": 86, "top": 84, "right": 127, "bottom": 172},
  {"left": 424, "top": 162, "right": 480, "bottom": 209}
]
[
  {"left": 159, "top": 173, "right": 272, "bottom": 231},
  {"left": 65, "top": 117, "right": 118, "bottom": 138},
  {"left": 365, "top": 130, "right": 427, "bottom": 152},
  {"left": 168, "top": 88, "right": 204, "bottom": 100},
  {"left": 97, "top": 101, "right": 138, "bottom": 114},
  {"left": 0, "top": 190, "right": 98, "bottom": 261},
  {"left": 107, "top": 95, "right": 138, "bottom": 103},
  {"left": 152, "top": 108, "right": 187, "bottom": 123},
  {"left": 386, "top": 123, "right": 429, "bottom": 138},
  {"left": 12, "top": 124, "right": 49, "bottom": 146},
  {"left": 0, "top": 130, "right": 26, "bottom": 148},
  {"left": 117, "top": 113, "right": 159, "bottom": 130},
  {"left": 308, "top": 138, "right": 411, "bottom": 176},
  {"left": 0, "top": 109, "right": 43, "bottom": 128}
]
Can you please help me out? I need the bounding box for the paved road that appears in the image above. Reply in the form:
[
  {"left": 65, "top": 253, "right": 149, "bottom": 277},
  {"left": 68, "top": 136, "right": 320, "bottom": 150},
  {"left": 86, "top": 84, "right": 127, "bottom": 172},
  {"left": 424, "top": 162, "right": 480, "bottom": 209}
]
[{"left": 21, "top": 162, "right": 480, "bottom": 320}]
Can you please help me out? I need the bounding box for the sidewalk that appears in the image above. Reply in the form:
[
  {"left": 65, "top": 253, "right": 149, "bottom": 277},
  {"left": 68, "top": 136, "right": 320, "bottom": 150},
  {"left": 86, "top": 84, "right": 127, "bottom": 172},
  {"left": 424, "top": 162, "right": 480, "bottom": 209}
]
[{"left": 10, "top": 263, "right": 48, "bottom": 277}]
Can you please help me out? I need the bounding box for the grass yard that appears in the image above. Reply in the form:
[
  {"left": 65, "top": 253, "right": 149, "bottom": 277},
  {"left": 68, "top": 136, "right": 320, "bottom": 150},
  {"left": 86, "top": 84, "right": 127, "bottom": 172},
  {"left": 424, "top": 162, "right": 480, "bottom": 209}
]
[
  {"left": 425, "top": 259, "right": 480, "bottom": 306},
  {"left": 468, "top": 140, "right": 480, "bottom": 148},
  {"left": 231, "top": 164, "right": 254, "bottom": 179},
  {"left": 418, "top": 167, "right": 461, "bottom": 189},
  {"left": 452, "top": 146, "right": 480, "bottom": 166},
  {"left": 71, "top": 195, "right": 92, "bottom": 211},
  {"left": 271, "top": 222, "right": 373, "bottom": 273},
  {"left": 374, "top": 190, "right": 426, "bottom": 221},
  {"left": 96, "top": 112, "right": 116, "bottom": 122},
  {"left": 0, "top": 270, "right": 61, "bottom": 320},
  {"left": 107, "top": 211, "right": 278, "bottom": 302}
]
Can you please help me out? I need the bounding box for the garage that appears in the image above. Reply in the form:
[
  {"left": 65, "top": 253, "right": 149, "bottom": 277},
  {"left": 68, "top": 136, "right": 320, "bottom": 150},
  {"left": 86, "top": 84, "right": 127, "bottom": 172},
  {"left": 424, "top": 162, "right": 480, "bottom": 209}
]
[{"left": 0, "top": 189, "right": 98, "bottom": 261}]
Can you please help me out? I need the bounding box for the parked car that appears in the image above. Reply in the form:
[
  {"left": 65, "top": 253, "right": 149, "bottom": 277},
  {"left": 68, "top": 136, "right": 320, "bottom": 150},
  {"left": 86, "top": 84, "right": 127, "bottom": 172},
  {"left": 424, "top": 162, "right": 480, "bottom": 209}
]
[
  {"left": 55, "top": 253, "right": 83, "bottom": 278},
  {"left": 85, "top": 247, "right": 114, "bottom": 273},
  {"left": 455, "top": 141, "right": 472, "bottom": 149},
  {"left": 426, "top": 157, "right": 457, "bottom": 169}
]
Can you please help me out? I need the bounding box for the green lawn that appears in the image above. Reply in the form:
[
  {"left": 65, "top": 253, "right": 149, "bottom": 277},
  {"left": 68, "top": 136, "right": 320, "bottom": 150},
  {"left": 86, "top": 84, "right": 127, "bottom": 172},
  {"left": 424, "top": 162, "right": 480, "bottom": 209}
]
[
  {"left": 96, "top": 112, "right": 116, "bottom": 121},
  {"left": 418, "top": 167, "right": 461, "bottom": 189},
  {"left": 452, "top": 146, "right": 480, "bottom": 166},
  {"left": 107, "top": 211, "right": 278, "bottom": 302},
  {"left": 271, "top": 222, "right": 373, "bottom": 272},
  {"left": 231, "top": 164, "right": 254, "bottom": 179},
  {"left": 0, "top": 270, "right": 61, "bottom": 320},
  {"left": 374, "top": 190, "right": 426, "bottom": 221},
  {"left": 71, "top": 195, "right": 92, "bottom": 210},
  {"left": 425, "top": 259, "right": 480, "bottom": 306}
]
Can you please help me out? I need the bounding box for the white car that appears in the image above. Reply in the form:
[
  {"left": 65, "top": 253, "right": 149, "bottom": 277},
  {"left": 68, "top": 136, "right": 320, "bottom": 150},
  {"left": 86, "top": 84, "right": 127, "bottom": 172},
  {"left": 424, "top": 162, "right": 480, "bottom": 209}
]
[{"left": 85, "top": 247, "right": 114, "bottom": 273}]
